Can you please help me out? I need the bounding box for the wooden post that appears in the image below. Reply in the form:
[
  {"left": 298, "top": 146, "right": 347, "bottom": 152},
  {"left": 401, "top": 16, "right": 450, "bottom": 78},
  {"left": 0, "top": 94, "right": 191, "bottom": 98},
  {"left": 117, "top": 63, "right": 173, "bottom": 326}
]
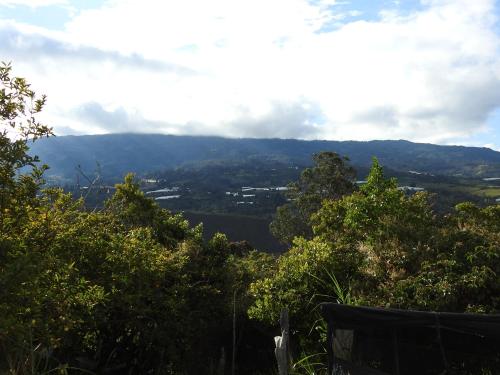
[{"left": 274, "top": 308, "right": 290, "bottom": 375}]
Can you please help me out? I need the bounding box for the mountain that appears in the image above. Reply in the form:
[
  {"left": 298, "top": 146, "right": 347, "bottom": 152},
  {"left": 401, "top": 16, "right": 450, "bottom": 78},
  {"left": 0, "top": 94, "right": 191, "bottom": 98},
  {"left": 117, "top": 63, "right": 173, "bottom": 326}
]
[{"left": 29, "top": 133, "right": 500, "bottom": 182}]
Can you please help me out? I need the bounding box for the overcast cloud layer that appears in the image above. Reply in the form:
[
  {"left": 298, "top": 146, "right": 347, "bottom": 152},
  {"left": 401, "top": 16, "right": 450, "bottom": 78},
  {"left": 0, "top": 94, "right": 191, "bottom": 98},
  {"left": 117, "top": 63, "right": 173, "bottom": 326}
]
[{"left": 1, "top": 0, "right": 499, "bottom": 148}]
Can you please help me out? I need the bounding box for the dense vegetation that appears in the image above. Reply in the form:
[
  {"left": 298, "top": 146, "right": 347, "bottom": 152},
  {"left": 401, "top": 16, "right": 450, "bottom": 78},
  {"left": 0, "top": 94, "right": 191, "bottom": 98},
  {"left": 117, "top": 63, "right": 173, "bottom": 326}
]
[
  {"left": 65, "top": 158, "right": 499, "bottom": 253},
  {"left": 2, "top": 65, "right": 499, "bottom": 374},
  {"left": 250, "top": 159, "right": 500, "bottom": 373},
  {"left": 30, "top": 133, "right": 500, "bottom": 184},
  {"left": 270, "top": 152, "right": 356, "bottom": 244},
  {"left": 251, "top": 159, "right": 500, "bottom": 320},
  {"left": 0, "top": 64, "right": 277, "bottom": 374}
]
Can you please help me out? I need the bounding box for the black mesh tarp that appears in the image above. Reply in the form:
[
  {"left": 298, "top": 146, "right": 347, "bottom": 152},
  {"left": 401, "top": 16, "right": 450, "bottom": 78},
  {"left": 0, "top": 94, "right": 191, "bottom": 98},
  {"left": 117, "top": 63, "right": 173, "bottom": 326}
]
[
  {"left": 320, "top": 303, "right": 500, "bottom": 375},
  {"left": 320, "top": 303, "right": 500, "bottom": 338}
]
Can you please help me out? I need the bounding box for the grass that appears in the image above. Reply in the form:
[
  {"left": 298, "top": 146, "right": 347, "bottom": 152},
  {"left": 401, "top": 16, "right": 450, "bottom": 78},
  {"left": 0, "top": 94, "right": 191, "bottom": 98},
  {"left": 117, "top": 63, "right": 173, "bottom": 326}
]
[
  {"left": 421, "top": 181, "right": 500, "bottom": 198},
  {"left": 292, "top": 353, "right": 328, "bottom": 375},
  {"left": 472, "top": 187, "right": 500, "bottom": 197}
]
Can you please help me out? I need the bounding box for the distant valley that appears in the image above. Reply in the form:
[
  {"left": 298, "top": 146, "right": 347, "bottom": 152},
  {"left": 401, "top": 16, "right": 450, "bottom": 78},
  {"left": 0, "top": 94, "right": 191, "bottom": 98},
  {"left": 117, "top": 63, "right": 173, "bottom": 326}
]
[{"left": 30, "top": 134, "right": 500, "bottom": 252}]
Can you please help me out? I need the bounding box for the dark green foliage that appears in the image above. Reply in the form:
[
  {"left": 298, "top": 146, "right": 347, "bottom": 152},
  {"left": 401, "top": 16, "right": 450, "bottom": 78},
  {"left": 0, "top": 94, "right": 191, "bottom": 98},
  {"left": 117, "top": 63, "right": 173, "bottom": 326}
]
[
  {"left": 270, "top": 152, "right": 356, "bottom": 244},
  {"left": 270, "top": 203, "right": 310, "bottom": 244},
  {"left": 1, "top": 173, "right": 276, "bottom": 374},
  {"left": 1, "top": 177, "right": 276, "bottom": 374},
  {"left": 393, "top": 202, "right": 500, "bottom": 313},
  {"left": 251, "top": 158, "right": 500, "bottom": 366},
  {"left": 105, "top": 173, "right": 190, "bottom": 247},
  {"left": 0, "top": 65, "right": 276, "bottom": 374}
]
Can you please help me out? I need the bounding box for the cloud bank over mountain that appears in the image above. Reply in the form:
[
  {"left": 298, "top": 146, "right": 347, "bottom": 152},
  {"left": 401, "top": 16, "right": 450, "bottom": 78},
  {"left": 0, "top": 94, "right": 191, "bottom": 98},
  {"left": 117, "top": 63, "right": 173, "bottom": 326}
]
[{"left": 1, "top": 0, "right": 499, "bottom": 148}]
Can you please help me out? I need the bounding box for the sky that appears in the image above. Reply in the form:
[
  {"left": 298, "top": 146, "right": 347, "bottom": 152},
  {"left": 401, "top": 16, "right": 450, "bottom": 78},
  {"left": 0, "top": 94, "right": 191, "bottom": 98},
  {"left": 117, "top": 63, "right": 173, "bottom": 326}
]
[{"left": 1, "top": 0, "right": 500, "bottom": 149}]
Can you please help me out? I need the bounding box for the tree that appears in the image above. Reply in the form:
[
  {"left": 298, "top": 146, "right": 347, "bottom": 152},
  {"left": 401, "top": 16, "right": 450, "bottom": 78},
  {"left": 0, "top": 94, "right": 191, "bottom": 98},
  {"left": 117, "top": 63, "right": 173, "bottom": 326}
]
[
  {"left": 250, "top": 158, "right": 500, "bottom": 362},
  {"left": 392, "top": 202, "right": 500, "bottom": 313},
  {"left": 311, "top": 157, "right": 437, "bottom": 305},
  {"left": 105, "top": 172, "right": 190, "bottom": 247},
  {"left": 270, "top": 151, "right": 356, "bottom": 244},
  {"left": 0, "top": 63, "right": 222, "bottom": 374},
  {"left": 0, "top": 62, "right": 51, "bottom": 212}
]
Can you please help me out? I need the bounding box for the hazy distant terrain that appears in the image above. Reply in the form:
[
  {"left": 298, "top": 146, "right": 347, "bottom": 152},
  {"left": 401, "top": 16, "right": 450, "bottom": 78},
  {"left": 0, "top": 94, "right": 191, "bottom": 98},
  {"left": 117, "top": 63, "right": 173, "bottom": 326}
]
[
  {"left": 43, "top": 134, "right": 500, "bottom": 252},
  {"left": 30, "top": 134, "right": 500, "bottom": 183}
]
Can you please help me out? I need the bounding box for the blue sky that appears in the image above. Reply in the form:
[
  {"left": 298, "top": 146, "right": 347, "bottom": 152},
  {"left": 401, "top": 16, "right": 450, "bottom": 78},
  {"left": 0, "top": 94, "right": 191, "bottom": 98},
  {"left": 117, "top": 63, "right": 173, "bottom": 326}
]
[
  {"left": 0, "top": 0, "right": 102, "bottom": 29},
  {"left": 1, "top": 0, "right": 499, "bottom": 149},
  {"left": 1, "top": 1, "right": 427, "bottom": 32}
]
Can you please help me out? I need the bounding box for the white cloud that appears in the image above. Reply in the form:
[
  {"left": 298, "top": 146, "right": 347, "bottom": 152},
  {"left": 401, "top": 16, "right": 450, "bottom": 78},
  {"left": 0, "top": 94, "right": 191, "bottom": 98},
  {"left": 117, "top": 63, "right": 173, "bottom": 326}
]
[
  {"left": 1, "top": 0, "right": 499, "bottom": 144},
  {"left": 483, "top": 143, "right": 500, "bottom": 151}
]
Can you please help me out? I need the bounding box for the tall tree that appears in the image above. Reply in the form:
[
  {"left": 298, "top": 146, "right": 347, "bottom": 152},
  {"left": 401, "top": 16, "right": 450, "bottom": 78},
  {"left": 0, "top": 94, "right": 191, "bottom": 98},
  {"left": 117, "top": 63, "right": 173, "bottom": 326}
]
[
  {"left": 251, "top": 158, "right": 500, "bottom": 338},
  {"left": 270, "top": 151, "right": 356, "bottom": 244}
]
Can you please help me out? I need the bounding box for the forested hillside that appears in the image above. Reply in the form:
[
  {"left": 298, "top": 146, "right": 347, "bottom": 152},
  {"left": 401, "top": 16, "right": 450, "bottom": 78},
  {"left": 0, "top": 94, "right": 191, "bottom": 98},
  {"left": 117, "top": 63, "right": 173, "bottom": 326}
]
[{"left": 30, "top": 133, "right": 500, "bottom": 183}]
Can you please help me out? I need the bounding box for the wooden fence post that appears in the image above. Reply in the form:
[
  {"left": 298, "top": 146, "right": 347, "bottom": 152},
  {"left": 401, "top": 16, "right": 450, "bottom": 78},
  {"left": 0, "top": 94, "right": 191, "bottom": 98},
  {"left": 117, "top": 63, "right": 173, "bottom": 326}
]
[{"left": 274, "top": 308, "right": 290, "bottom": 375}]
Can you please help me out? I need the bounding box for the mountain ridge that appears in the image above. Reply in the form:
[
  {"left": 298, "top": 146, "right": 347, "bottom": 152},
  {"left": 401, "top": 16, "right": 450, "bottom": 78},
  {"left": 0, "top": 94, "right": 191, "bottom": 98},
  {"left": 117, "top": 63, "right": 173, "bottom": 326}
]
[{"left": 29, "top": 133, "right": 500, "bottom": 182}]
